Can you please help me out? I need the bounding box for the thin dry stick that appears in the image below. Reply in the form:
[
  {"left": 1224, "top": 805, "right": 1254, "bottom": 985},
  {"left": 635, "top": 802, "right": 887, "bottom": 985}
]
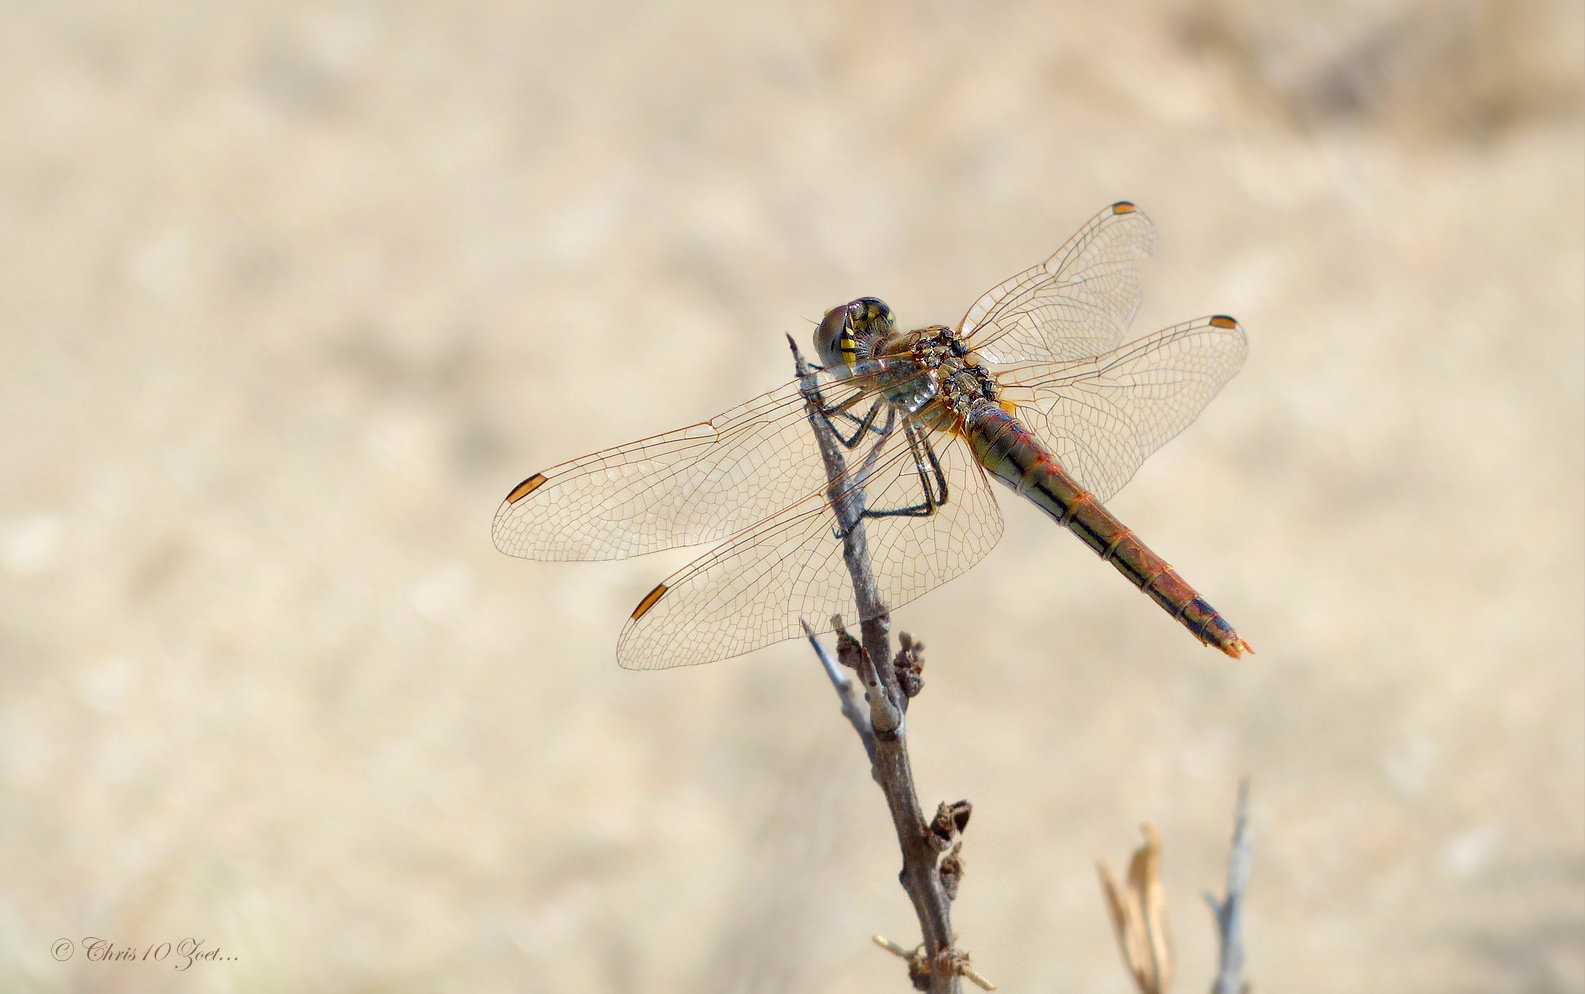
[
  {"left": 1205, "top": 780, "right": 1253, "bottom": 994},
  {"left": 789, "top": 336, "right": 976, "bottom": 994},
  {"left": 801, "top": 618, "right": 875, "bottom": 767}
]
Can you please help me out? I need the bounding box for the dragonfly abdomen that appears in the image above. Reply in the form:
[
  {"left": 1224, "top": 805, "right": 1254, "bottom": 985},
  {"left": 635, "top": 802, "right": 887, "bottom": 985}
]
[{"left": 964, "top": 403, "right": 1251, "bottom": 658}]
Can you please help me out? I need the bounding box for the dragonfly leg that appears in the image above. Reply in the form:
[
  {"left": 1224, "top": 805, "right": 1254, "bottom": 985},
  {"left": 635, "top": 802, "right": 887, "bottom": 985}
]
[
  {"left": 819, "top": 395, "right": 892, "bottom": 449},
  {"left": 832, "top": 424, "right": 950, "bottom": 538}
]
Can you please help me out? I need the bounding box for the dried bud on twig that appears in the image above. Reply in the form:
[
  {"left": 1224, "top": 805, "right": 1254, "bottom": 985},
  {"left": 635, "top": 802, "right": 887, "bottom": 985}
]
[
  {"left": 939, "top": 846, "right": 965, "bottom": 900},
  {"left": 833, "top": 616, "right": 865, "bottom": 672},
  {"left": 931, "top": 799, "right": 972, "bottom": 839},
  {"left": 930, "top": 800, "right": 972, "bottom": 899},
  {"left": 895, "top": 632, "right": 926, "bottom": 697}
]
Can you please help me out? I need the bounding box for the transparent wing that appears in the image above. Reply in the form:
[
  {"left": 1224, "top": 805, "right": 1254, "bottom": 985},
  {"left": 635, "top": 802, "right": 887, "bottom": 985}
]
[
  {"left": 615, "top": 423, "right": 1004, "bottom": 669},
  {"left": 995, "top": 315, "right": 1248, "bottom": 503},
  {"left": 492, "top": 366, "right": 902, "bottom": 561},
  {"left": 960, "top": 201, "right": 1158, "bottom": 364}
]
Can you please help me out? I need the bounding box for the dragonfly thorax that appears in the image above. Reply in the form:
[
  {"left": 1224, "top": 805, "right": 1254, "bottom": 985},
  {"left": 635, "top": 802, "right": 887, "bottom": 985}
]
[
  {"left": 902, "top": 325, "right": 1003, "bottom": 414},
  {"left": 840, "top": 323, "right": 1006, "bottom": 432}
]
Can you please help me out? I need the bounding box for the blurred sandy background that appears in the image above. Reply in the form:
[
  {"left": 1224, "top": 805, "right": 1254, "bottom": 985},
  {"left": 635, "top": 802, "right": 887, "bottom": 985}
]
[{"left": 2, "top": 1, "right": 1581, "bottom": 991}]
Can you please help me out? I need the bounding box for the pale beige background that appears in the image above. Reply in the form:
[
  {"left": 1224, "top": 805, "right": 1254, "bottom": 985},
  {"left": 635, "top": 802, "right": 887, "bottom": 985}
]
[{"left": 2, "top": 1, "right": 1581, "bottom": 992}]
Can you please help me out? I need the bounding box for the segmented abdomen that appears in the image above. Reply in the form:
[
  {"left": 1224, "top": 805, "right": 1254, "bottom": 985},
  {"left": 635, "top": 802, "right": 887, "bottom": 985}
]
[{"left": 963, "top": 403, "right": 1250, "bottom": 658}]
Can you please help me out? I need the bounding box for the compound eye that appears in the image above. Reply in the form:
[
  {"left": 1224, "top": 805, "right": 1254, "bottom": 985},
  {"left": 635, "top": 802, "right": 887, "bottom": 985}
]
[
  {"left": 857, "top": 297, "right": 893, "bottom": 329},
  {"left": 814, "top": 304, "right": 849, "bottom": 365}
]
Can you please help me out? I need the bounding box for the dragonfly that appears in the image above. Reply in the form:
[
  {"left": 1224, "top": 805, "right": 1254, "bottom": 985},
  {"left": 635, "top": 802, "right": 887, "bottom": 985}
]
[{"left": 494, "top": 202, "right": 1251, "bottom": 669}]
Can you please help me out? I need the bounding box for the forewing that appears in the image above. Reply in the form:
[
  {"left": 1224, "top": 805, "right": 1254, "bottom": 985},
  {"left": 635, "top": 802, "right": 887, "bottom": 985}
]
[
  {"left": 615, "top": 423, "right": 1004, "bottom": 669},
  {"left": 995, "top": 316, "right": 1248, "bottom": 503},
  {"left": 492, "top": 367, "right": 888, "bottom": 560},
  {"left": 960, "top": 202, "right": 1158, "bottom": 364}
]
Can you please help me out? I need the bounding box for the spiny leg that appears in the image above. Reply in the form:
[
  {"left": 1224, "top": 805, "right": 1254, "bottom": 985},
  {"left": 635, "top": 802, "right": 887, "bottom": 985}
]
[
  {"left": 862, "top": 422, "right": 948, "bottom": 518},
  {"left": 816, "top": 390, "right": 892, "bottom": 449},
  {"left": 833, "top": 423, "right": 950, "bottom": 538}
]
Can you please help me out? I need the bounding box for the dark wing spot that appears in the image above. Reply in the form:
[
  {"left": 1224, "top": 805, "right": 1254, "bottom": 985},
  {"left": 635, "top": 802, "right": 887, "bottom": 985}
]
[
  {"left": 506, "top": 473, "right": 548, "bottom": 503},
  {"left": 631, "top": 582, "right": 669, "bottom": 620}
]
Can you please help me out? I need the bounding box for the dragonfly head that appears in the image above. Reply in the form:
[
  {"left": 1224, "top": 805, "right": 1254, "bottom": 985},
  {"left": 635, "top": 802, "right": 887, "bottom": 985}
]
[{"left": 815, "top": 296, "right": 895, "bottom": 369}]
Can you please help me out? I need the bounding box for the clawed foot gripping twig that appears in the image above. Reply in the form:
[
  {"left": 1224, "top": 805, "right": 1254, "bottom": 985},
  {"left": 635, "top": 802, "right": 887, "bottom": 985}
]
[{"left": 790, "top": 336, "right": 986, "bottom": 994}]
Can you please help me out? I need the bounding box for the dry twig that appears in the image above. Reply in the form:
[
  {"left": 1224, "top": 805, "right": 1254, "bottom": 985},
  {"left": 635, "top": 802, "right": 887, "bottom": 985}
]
[
  {"left": 801, "top": 617, "right": 875, "bottom": 767},
  {"left": 790, "top": 335, "right": 975, "bottom": 994},
  {"left": 1099, "top": 783, "right": 1255, "bottom": 994},
  {"left": 1204, "top": 780, "right": 1253, "bottom": 994}
]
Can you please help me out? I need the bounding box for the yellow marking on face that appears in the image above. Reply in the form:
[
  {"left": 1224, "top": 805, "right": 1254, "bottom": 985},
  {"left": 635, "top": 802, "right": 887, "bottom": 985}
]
[
  {"left": 506, "top": 473, "right": 548, "bottom": 503},
  {"left": 1209, "top": 314, "right": 1238, "bottom": 329},
  {"left": 1111, "top": 201, "right": 1137, "bottom": 214},
  {"left": 631, "top": 582, "right": 668, "bottom": 620}
]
